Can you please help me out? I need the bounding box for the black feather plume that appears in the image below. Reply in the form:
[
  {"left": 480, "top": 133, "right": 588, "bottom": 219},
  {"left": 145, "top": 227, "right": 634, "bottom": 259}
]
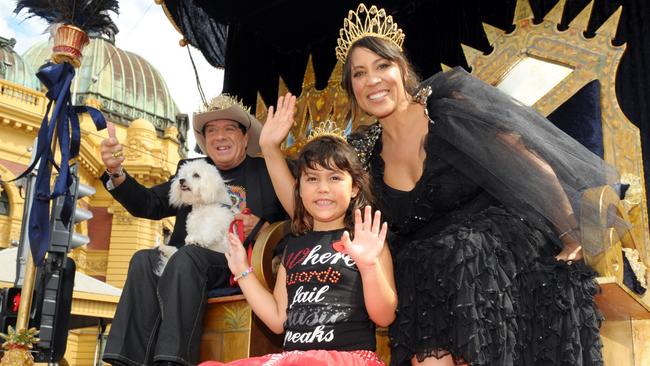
[{"left": 14, "top": 0, "right": 119, "bottom": 41}]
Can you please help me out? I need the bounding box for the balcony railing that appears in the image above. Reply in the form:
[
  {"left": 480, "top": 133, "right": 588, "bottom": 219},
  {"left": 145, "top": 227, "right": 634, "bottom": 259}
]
[{"left": 0, "top": 79, "right": 46, "bottom": 116}]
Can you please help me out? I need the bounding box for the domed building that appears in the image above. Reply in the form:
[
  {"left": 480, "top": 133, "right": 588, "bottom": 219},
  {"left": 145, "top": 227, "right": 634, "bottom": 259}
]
[
  {"left": 23, "top": 36, "right": 186, "bottom": 140},
  {"left": 0, "top": 35, "right": 42, "bottom": 254},
  {"left": 0, "top": 35, "right": 186, "bottom": 365},
  {"left": 0, "top": 37, "right": 40, "bottom": 90}
]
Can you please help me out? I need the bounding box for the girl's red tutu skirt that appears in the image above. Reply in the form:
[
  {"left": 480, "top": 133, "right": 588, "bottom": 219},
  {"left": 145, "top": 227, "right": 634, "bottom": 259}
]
[{"left": 199, "top": 349, "right": 385, "bottom": 366}]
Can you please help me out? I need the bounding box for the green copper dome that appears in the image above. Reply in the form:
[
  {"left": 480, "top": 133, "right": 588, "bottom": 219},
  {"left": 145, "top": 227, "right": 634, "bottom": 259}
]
[
  {"left": 0, "top": 36, "right": 40, "bottom": 90},
  {"left": 23, "top": 37, "right": 180, "bottom": 133}
]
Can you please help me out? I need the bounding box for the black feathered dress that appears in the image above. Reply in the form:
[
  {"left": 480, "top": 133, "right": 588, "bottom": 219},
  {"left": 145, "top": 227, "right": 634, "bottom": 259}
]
[{"left": 348, "top": 68, "right": 608, "bottom": 366}]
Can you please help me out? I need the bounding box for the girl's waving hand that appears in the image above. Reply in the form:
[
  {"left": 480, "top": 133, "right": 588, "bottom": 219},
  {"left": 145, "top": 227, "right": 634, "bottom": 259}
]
[
  {"left": 340, "top": 205, "right": 396, "bottom": 327},
  {"left": 340, "top": 206, "right": 388, "bottom": 269}
]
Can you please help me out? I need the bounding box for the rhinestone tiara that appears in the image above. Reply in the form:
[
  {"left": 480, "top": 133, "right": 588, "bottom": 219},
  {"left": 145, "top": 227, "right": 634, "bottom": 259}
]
[
  {"left": 335, "top": 3, "right": 405, "bottom": 63},
  {"left": 306, "top": 120, "right": 347, "bottom": 144}
]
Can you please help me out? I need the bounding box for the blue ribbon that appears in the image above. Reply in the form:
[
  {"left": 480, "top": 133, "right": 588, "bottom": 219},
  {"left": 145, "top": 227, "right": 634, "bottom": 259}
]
[{"left": 14, "top": 62, "right": 106, "bottom": 266}]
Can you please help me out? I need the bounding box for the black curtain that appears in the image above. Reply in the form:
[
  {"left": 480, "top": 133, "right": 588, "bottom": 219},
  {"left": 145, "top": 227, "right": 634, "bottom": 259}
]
[{"left": 163, "top": 0, "right": 650, "bottom": 195}]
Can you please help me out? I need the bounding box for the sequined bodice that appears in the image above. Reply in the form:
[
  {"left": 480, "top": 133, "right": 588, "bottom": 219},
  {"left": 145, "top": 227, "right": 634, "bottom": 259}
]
[
  {"left": 348, "top": 121, "right": 497, "bottom": 252},
  {"left": 381, "top": 122, "right": 493, "bottom": 233}
]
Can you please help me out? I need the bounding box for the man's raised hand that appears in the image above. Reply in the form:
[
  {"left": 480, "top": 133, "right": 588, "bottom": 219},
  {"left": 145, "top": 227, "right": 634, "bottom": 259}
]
[{"left": 100, "top": 122, "right": 125, "bottom": 171}]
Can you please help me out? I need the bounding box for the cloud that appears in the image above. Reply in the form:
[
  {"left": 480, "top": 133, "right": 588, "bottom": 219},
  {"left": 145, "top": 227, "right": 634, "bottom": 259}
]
[
  {"left": 2, "top": 2, "right": 52, "bottom": 51},
  {"left": 0, "top": 16, "right": 15, "bottom": 39},
  {"left": 111, "top": 3, "right": 223, "bottom": 156},
  {"left": 0, "top": 2, "right": 15, "bottom": 23}
]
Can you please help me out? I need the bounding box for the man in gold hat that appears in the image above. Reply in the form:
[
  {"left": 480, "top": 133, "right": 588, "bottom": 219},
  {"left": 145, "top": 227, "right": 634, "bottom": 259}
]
[{"left": 99, "top": 94, "right": 285, "bottom": 366}]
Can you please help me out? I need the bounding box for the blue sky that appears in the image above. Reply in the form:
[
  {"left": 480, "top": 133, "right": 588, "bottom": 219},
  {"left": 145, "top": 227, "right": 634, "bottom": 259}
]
[{"left": 0, "top": 0, "right": 224, "bottom": 154}]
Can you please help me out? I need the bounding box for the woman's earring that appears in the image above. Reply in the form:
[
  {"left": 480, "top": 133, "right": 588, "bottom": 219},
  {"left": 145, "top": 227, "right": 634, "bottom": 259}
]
[{"left": 414, "top": 86, "right": 432, "bottom": 105}]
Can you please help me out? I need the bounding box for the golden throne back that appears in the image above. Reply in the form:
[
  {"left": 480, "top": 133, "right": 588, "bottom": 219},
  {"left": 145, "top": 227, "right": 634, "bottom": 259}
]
[
  {"left": 254, "top": 59, "right": 376, "bottom": 158},
  {"left": 455, "top": 1, "right": 650, "bottom": 363},
  {"left": 459, "top": 0, "right": 650, "bottom": 312}
]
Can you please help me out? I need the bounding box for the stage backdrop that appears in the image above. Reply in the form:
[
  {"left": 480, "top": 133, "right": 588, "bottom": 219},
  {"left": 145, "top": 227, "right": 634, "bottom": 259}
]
[{"left": 162, "top": 0, "right": 649, "bottom": 195}]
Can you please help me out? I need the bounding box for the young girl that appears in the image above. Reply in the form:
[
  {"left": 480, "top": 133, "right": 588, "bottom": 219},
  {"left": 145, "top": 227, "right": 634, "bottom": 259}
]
[{"left": 200, "top": 134, "right": 397, "bottom": 366}]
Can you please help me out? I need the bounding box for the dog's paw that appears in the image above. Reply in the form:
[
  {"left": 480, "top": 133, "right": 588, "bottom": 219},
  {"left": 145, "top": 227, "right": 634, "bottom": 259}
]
[{"left": 154, "top": 244, "right": 178, "bottom": 276}]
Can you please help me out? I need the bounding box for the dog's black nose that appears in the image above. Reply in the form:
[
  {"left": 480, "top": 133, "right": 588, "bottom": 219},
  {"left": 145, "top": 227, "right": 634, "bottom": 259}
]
[{"left": 179, "top": 178, "right": 186, "bottom": 185}]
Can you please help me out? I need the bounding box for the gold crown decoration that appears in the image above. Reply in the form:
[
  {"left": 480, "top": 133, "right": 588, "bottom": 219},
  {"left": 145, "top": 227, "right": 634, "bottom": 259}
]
[
  {"left": 203, "top": 94, "right": 251, "bottom": 113},
  {"left": 51, "top": 24, "right": 90, "bottom": 68},
  {"left": 335, "top": 3, "right": 405, "bottom": 63},
  {"left": 306, "top": 120, "right": 347, "bottom": 144}
]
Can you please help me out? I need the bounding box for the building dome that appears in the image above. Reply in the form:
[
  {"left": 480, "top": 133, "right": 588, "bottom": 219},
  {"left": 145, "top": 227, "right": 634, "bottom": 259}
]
[
  {"left": 23, "top": 37, "right": 180, "bottom": 134},
  {"left": 129, "top": 118, "right": 156, "bottom": 133},
  {"left": 0, "top": 37, "right": 40, "bottom": 90}
]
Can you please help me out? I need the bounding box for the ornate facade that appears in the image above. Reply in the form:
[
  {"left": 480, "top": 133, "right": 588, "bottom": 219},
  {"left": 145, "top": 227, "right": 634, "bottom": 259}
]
[{"left": 0, "top": 35, "right": 184, "bottom": 364}]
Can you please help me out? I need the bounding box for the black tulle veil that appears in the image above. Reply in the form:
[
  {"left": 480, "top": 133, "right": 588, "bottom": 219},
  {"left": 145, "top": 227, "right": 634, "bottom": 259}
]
[{"left": 417, "top": 67, "right": 620, "bottom": 255}]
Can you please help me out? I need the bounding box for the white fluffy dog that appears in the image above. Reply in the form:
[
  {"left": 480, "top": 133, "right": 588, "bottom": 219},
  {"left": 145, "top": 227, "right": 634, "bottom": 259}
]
[{"left": 155, "top": 159, "right": 235, "bottom": 275}]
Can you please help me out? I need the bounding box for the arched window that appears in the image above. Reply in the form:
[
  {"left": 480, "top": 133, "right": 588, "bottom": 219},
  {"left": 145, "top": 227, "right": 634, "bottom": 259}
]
[{"left": 0, "top": 186, "right": 9, "bottom": 216}]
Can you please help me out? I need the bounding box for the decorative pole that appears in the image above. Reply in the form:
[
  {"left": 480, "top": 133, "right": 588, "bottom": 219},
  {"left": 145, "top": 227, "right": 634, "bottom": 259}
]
[
  {"left": 0, "top": 25, "right": 87, "bottom": 366},
  {"left": 2, "top": 1, "right": 118, "bottom": 363},
  {"left": 0, "top": 255, "right": 39, "bottom": 365}
]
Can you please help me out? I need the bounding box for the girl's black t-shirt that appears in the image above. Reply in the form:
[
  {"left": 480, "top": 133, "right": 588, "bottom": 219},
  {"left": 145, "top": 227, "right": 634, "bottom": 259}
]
[{"left": 281, "top": 229, "right": 376, "bottom": 351}]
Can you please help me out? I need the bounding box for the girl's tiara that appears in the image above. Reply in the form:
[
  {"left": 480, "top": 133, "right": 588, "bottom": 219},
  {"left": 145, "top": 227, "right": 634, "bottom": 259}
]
[
  {"left": 306, "top": 120, "right": 347, "bottom": 144},
  {"left": 335, "top": 3, "right": 405, "bottom": 64}
]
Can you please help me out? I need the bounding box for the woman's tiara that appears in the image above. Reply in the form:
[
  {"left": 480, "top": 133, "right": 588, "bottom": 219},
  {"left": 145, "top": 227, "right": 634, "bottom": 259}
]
[{"left": 335, "top": 3, "right": 405, "bottom": 63}]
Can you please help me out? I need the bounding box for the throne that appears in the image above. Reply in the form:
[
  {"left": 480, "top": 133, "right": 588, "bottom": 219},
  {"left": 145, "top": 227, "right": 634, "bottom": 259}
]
[
  {"left": 199, "top": 1, "right": 650, "bottom": 364},
  {"left": 450, "top": 3, "right": 650, "bottom": 363},
  {"left": 458, "top": 1, "right": 650, "bottom": 344}
]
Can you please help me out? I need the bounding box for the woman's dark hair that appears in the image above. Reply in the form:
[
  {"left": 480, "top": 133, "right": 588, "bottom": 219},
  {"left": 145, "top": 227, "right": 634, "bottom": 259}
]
[
  {"left": 341, "top": 36, "right": 421, "bottom": 117},
  {"left": 292, "top": 135, "right": 374, "bottom": 235}
]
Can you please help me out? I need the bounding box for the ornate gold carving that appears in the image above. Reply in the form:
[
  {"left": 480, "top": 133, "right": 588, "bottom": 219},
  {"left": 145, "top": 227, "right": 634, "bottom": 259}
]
[
  {"left": 164, "top": 126, "right": 179, "bottom": 140},
  {"left": 461, "top": 44, "right": 483, "bottom": 68},
  {"left": 568, "top": 1, "right": 594, "bottom": 31},
  {"left": 84, "top": 98, "right": 102, "bottom": 110},
  {"left": 110, "top": 206, "right": 133, "bottom": 225},
  {"left": 70, "top": 298, "right": 118, "bottom": 319},
  {"left": 124, "top": 137, "right": 147, "bottom": 160},
  {"left": 623, "top": 248, "right": 648, "bottom": 289},
  {"left": 468, "top": 0, "right": 650, "bottom": 265},
  {"left": 512, "top": 0, "right": 534, "bottom": 23},
  {"left": 69, "top": 249, "right": 108, "bottom": 277},
  {"left": 596, "top": 6, "right": 622, "bottom": 38},
  {"left": 223, "top": 303, "right": 251, "bottom": 331},
  {"left": 544, "top": 0, "right": 566, "bottom": 25},
  {"left": 256, "top": 56, "right": 375, "bottom": 158},
  {"left": 482, "top": 23, "right": 505, "bottom": 46},
  {"left": 621, "top": 174, "right": 643, "bottom": 208}
]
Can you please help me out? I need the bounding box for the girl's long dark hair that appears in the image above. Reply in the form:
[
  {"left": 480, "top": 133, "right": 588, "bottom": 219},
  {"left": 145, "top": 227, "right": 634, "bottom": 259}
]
[{"left": 292, "top": 136, "right": 374, "bottom": 235}]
